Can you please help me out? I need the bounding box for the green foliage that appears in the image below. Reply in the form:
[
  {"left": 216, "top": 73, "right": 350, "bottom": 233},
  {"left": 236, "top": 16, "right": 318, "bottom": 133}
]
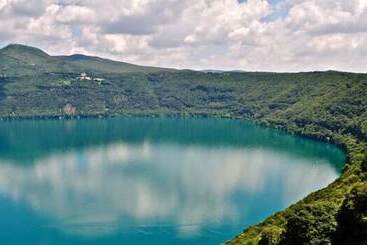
[
  {"left": 56, "top": 79, "right": 72, "bottom": 86},
  {"left": 278, "top": 203, "right": 338, "bottom": 244},
  {"left": 258, "top": 227, "right": 283, "bottom": 245},
  {"left": 0, "top": 44, "right": 172, "bottom": 77},
  {"left": 334, "top": 183, "right": 367, "bottom": 245},
  {"left": 0, "top": 44, "right": 366, "bottom": 245}
]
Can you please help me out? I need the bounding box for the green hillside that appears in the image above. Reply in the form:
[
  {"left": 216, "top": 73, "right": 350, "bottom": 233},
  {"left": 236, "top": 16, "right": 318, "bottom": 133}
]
[
  {"left": 0, "top": 44, "right": 366, "bottom": 244},
  {"left": 0, "top": 44, "right": 173, "bottom": 76}
]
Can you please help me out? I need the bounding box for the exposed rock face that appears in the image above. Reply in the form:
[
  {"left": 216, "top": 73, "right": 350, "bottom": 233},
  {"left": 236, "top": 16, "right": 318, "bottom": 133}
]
[{"left": 63, "top": 103, "right": 77, "bottom": 116}]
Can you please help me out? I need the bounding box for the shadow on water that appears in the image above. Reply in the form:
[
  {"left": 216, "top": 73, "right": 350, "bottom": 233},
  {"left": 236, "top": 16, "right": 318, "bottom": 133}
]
[{"left": 0, "top": 117, "right": 345, "bottom": 171}]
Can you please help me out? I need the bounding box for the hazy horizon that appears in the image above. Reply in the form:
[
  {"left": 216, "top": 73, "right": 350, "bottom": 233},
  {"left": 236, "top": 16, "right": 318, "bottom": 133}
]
[{"left": 2, "top": 42, "right": 366, "bottom": 74}]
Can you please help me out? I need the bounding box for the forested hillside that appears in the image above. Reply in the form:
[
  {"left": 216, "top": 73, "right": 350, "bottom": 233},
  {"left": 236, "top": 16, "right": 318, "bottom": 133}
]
[{"left": 0, "top": 44, "right": 366, "bottom": 244}]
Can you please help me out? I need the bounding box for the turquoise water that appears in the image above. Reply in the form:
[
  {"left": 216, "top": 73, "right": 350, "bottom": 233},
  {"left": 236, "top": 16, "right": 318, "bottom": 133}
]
[{"left": 0, "top": 117, "right": 345, "bottom": 244}]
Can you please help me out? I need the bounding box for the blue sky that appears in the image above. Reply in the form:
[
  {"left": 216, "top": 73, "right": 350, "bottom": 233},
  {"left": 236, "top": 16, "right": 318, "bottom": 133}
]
[
  {"left": 0, "top": 0, "right": 366, "bottom": 72},
  {"left": 238, "top": 0, "right": 289, "bottom": 22}
]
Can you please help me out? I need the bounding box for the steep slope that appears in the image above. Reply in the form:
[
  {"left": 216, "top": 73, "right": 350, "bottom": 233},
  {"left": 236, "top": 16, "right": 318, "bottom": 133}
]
[
  {"left": 0, "top": 44, "right": 50, "bottom": 61},
  {"left": 0, "top": 44, "right": 366, "bottom": 244},
  {"left": 0, "top": 44, "right": 62, "bottom": 76},
  {"left": 58, "top": 54, "right": 173, "bottom": 74},
  {"left": 0, "top": 44, "right": 173, "bottom": 76}
]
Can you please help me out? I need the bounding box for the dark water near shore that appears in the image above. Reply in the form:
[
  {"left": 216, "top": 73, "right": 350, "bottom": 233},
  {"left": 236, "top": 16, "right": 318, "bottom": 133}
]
[{"left": 0, "top": 117, "right": 345, "bottom": 244}]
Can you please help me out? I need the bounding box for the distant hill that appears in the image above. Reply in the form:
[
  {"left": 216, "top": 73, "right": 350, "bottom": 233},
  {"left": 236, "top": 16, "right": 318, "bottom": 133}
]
[
  {"left": 201, "top": 69, "right": 227, "bottom": 74},
  {"left": 0, "top": 44, "right": 173, "bottom": 76},
  {"left": 201, "top": 69, "right": 245, "bottom": 74},
  {"left": 0, "top": 44, "right": 366, "bottom": 245}
]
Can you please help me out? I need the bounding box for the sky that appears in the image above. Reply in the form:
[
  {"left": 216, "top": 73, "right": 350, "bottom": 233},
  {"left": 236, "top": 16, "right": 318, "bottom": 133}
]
[{"left": 0, "top": 0, "right": 366, "bottom": 72}]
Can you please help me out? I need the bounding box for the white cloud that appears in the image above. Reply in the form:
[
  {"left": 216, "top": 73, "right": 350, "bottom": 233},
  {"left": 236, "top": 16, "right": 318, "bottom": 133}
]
[
  {"left": 0, "top": 0, "right": 366, "bottom": 72},
  {"left": 1, "top": 0, "right": 51, "bottom": 17},
  {"left": 0, "top": 142, "right": 338, "bottom": 237},
  {"left": 55, "top": 5, "right": 95, "bottom": 24},
  {"left": 0, "top": 0, "right": 6, "bottom": 11}
]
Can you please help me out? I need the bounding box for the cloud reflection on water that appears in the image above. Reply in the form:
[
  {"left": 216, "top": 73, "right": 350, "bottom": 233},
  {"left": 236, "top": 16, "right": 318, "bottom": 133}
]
[{"left": 0, "top": 141, "right": 338, "bottom": 238}]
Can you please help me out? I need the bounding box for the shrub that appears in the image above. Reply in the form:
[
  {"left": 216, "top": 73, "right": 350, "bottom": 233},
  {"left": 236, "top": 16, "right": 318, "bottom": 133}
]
[{"left": 334, "top": 183, "right": 367, "bottom": 245}]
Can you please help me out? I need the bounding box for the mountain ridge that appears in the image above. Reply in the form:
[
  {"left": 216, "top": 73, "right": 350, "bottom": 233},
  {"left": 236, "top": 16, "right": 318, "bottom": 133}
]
[
  {"left": 0, "top": 43, "right": 174, "bottom": 75},
  {"left": 2, "top": 44, "right": 366, "bottom": 75},
  {"left": 0, "top": 43, "right": 366, "bottom": 245}
]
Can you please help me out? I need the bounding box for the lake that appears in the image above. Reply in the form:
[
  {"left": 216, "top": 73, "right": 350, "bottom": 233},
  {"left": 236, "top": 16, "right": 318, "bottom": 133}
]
[{"left": 0, "top": 117, "right": 345, "bottom": 244}]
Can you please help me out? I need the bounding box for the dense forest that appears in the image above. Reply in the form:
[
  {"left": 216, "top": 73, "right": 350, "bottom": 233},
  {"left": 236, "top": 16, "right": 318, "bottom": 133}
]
[{"left": 0, "top": 44, "right": 366, "bottom": 244}]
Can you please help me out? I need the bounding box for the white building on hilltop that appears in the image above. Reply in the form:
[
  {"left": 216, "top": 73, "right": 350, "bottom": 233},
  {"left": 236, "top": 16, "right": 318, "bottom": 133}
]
[{"left": 78, "top": 73, "right": 92, "bottom": 81}]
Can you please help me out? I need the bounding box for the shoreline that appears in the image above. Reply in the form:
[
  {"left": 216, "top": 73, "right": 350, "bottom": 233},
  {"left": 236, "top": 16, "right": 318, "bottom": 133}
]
[{"left": 0, "top": 112, "right": 359, "bottom": 244}]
